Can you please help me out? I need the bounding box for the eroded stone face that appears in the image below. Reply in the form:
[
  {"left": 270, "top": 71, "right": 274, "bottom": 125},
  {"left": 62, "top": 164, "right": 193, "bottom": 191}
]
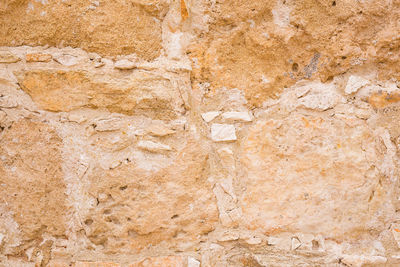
[
  {"left": 239, "top": 112, "right": 395, "bottom": 239},
  {"left": 15, "top": 69, "right": 184, "bottom": 119},
  {"left": 0, "top": 0, "right": 165, "bottom": 60},
  {"left": 82, "top": 140, "right": 218, "bottom": 253},
  {"left": 189, "top": 0, "right": 400, "bottom": 107},
  {"left": 0, "top": 119, "right": 66, "bottom": 248}
]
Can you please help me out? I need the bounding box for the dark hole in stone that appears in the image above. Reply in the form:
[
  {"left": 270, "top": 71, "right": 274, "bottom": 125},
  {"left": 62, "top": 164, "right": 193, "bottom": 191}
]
[
  {"left": 84, "top": 219, "right": 93, "bottom": 226},
  {"left": 171, "top": 214, "right": 179, "bottom": 219},
  {"left": 103, "top": 209, "right": 111, "bottom": 215},
  {"left": 292, "top": 63, "right": 299, "bottom": 72},
  {"left": 332, "top": 1, "right": 336, "bottom": 6},
  {"left": 312, "top": 240, "right": 319, "bottom": 250},
  {"left": 119, "top": 185, "right": 128, "bottom": 191},
  {"left": 342, "top": 56, "right": 347, "bottom": 59}
]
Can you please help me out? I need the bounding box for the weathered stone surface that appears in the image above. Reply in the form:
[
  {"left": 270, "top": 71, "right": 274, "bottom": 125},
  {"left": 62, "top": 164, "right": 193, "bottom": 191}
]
[
  {"left": 0, "top": 0, "right": 165, "bottom": 60},
  {"left": 15, "top": 69, "right": 184, "bottom": 119},
  {"left": 2, "top": 0, "right": 400, "bottom": 265},
  {"left": 189, "top": 0, "right": 400, "bottom": 107},
  {"left": 82, "top": 141, "right": 218, "bottom": 252},
  {"left": 74, "top": 262, "right": 120, "bottom": 267},
  {"left": 0, "top": 119, "right": 66, "bottom": 254},
  {"left": 239, "top": 111, "right": 394, "bottom": 239},
  {"left": 129, "top": 256, "right": 186, "bottom": 267}
]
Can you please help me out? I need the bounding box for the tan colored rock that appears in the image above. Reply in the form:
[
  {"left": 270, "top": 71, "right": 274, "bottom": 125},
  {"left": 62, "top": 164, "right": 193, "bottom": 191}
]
[
  {"left": 74, "top": 262, "right": 120, "bottom": 267},
  {"left": 83, "top": 141, "right": 218, "bottom": 252},
  {"left": 368, "top": 91, "right": 400, "bottom": 109},
  {"left": 47, "top": 260, "right": 71, "bottom": 267},
  {"left": 0, "top": 0, "right": 165, "bottom": 60},
  {"left": 15, "top": 69, "right": 184, "bottom": 119},
  {"left": 2, "top": 0, "right": 400, "bottom": 265},
  {"left": 26, "top": 53, "right": 52, "bottom": 62},
  {"left": 391, "top": 224, "right": 400, "bottom": 248},
  {"left": 340, "top": 255, "right": 387, "bottom": 267},
  {"left": 240, "top": 112, "right": 394, "bottom": 240},
  {"left": 0, "top": 119, "right": 66, "bottom": 249},
  {"left": 147, "top": 122, "right": 176, "bottom": 136},
  {"left": 0, "top": 51, "right": 20, "bottom": 63},
  {"left": 189, "top": 0, "right": 400, "bottom": 107},
  {"left": 129, "top": 256, "right": 186, "bottom": 267},
  {"left": 137, "top": 140, "right": 172, "bottom": 153}
]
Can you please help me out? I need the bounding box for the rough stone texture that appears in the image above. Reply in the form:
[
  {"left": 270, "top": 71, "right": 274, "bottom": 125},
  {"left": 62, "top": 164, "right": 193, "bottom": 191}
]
[
  {"left": 83, "top": 140, "right": 218, "bottom": 253},
  {"left": 240, "top": 112, "right": 393, "bottom": 239},
  {"left": 15, "top": 69, "right": 185, "bottom": 119},
  {"left": 0, "top": 119, "right": 66, "bottom": 263},
  {"left": 0, "top": 0, "right": 165, "bottom": 60},
  {"left": 3, "top": 0, "right": 400, "bottom": 266}
]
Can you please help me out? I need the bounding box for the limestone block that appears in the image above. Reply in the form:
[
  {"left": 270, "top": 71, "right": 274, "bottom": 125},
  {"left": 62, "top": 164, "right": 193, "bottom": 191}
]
[
  {"left": 0, "top": 0, "right": 165, "bottom": 60},
  {"left": 15, "top": 69, "right": 184, "bottom": 119}
]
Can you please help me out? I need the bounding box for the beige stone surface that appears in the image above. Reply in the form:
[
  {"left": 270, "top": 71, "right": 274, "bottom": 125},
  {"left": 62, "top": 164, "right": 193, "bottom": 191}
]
[
  {"left": 240, "top": 112, "right": 394, "bottom": 239},
  {"left": 2, "top": 0, "right": 400, "bottom": 266}
]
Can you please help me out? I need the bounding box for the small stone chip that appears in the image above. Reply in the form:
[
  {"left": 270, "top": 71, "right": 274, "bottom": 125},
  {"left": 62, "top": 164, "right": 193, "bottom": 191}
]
[
  {"left": 147, "top": 123, "right": 175, "bottom": 137},
  {"left": 222, "top": 111, "right": 253, "bottom": 122},
  {"left": 201, "top": 111, "right": 220, "bottom": 122},
  {"left": 211, "top": 123, "right": 236, "bottom": 142},
  {"left": 0, "top": 51, "right": 20, "bottom": 63},
  {"left": 291, "top": 237, "right": 301, "bottom": 250},
  {"left": 114, "top": 59, "right": 137, "bottom": 70},
  {"left": 187, "top": 257, "right": 200, "bottom": 267},
  {"left": 54, "top": 54, "right": 78, "bottom": 66},
  {"left": 345, "top": 75, "right": 369, "bottom": 95},
  {"left": 137, "top": 140, "right": 172, "bottom": 153}
]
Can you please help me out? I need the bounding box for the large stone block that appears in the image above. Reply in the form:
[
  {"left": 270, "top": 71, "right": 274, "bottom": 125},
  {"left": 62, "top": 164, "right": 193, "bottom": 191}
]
[
  {"left": 0, "top": 119, "right": 66, "bottom": 248},
  {"left": 82, "top": 140, "right": 218, "bottom": 252},
  {"left": 239, "top": 112, "right": 395, "bottom": 240},
  {"left": 15, "top": 69, "right": 184, "bottom": 119},
  {"left": 189, "top": 0, "right": 400, "bottom": 107},
  {"left": 0, "top": 0, "right": 165, "bottom": 60}
]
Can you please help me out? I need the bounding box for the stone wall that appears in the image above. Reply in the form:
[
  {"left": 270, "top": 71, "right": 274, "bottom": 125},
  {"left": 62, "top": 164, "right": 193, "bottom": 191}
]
[{"left": 1, "top": 0, "right": 400, "bottom": 266}]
